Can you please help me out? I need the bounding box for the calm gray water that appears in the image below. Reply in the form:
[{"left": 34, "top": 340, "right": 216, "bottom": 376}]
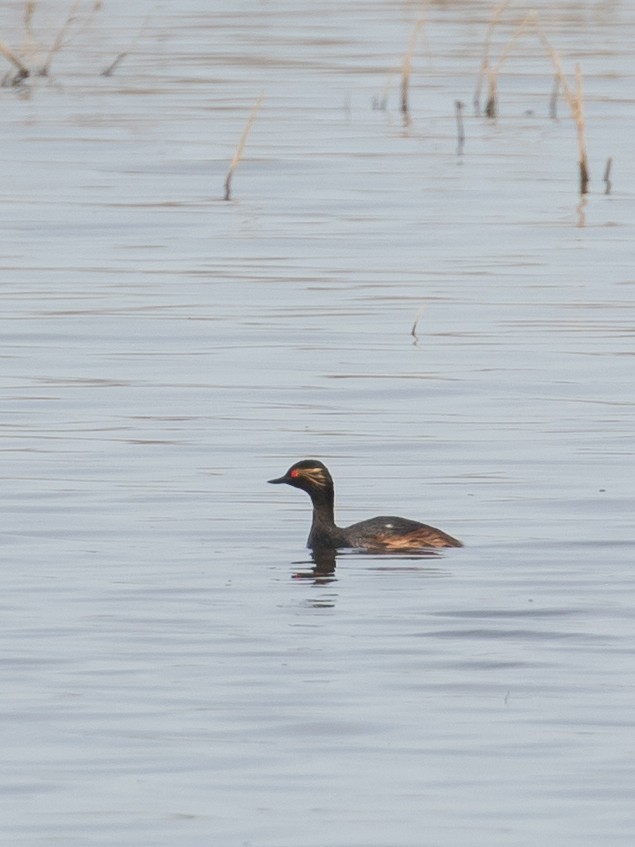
[{"left": 1, "top": 1, "right": 634, "bottom": 845}]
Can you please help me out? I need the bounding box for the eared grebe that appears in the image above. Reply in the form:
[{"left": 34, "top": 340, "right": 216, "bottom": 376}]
[{"left": 268, "top": 459, "right": 462, "bottom": 551}]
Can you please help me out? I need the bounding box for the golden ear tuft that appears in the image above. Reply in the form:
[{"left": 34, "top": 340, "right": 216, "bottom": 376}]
[{"left": 302, "top": 467, "right": 328, "bottom": 487}]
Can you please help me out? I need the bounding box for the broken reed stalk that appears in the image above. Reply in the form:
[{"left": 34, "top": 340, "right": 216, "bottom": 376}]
[
  {"left": 455, "top": 100, "right": 465, "bottom": 155},
  {"left": 224, "top": 92, "right": 264, "bottom": 202},
  {"left": 401, "top": 17, "right": 425, "bottom": 116},
  {"left": 0, "top": 40, "right": 30, "bottom": 82},
  {"left": 411, "top": 305, "right": 425, "bottom": 343},
  {"left": 603, "top": 157, "right": 612, "bottom": 195},
  {"left": 475, "top": 0, "right": 511, "bottom": 115}
]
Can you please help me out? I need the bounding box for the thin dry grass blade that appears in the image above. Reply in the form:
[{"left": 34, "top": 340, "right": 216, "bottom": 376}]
[
  {"left": 23, "top": 0, "right": 36, "bottom": 54},
  {"left": 101, "top": 52, "right": 127, "bottom": 76},
  {"left": 492, "top": 12, "right": 536, "bottom": 74},
  {"left": 475, "top": 0, "right": 512, "bottom": 113},
  {"left": 40, "top": 0, "right": 81, "bottom": 74},
  {"left": 40, "top": 0, "right": 101, "bottom": 75},
  {"left": 224, "top": 92, "right": 264, "bottom": 202},
  {"left": 401, "top": 17, "right": 425, "bottom": 116},
  {"left": 102, "top": 13, "right": 151, "bottom": 76},
  {"left": 484, "top": 11, "right": 537, "bottom": 119}
]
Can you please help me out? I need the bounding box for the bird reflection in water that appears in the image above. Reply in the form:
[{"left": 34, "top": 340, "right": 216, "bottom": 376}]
[
  {"left": 292, "top": 546, "right": 338, "bottom": 583},
  {"left": 290, "top": 546, "right": 445, "bottom": 584}
]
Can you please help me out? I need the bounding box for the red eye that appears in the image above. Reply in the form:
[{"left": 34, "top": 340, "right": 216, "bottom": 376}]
[{"left": 290, "top": 469, "right": 300, "bottom": 478}]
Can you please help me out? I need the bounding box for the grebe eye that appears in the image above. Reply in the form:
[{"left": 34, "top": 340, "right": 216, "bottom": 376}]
[{"left": 290, "top": 469, "right": 300, "bottom": 478}]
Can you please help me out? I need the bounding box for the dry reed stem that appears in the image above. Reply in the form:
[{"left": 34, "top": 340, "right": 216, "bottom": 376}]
[
  {"left": 101, "top": 52, "right": 126, "bottom": 76},
  {"left": 484, "top": 11, "right": 537, "bottom": 118},
  {"left": 475, "top": 0, "right": 512, "bottom": 113},
  {"left": 40, "top": 0, "right": 101, "bottom": 75},
  {"left": 23, "top": 0, "right": 36, "bottom": 54},
  {"left": 401, "top": 17, "right": 425, "bottom": 115},
  {"left": 40, "top": 0, "right": 81, "bottom": 74},
  {"left": 485, "top": 67, "right": 497, "bottom": 118},
  {"left": 224, "top": 93, "right": 264, "bottom": 202},
  {"left": 0, "top": 40, "right": 29, "bottom": 81},
  {"left": 537, "top": 26, "right": 590, "bottom": 193},
  {"left": 574, "top": 64, "right": 590, "bottom": 193}
]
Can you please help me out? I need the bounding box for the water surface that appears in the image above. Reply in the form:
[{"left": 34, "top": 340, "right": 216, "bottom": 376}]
[{"left": 1, "top": 1, "right": 634, "bottom": 845}]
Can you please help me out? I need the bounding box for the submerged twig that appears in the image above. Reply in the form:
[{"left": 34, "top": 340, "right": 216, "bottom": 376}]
[
  {"left": 372, "top": 74, "right": 394, "bottom": 111},
  {"left": 455, "top": 99, "right": 465, "bottom": 155},
  {"left": 411, "top": 305, "right": 425, "bottom": 344},
  {"left": 549, "top": 73, "right": 559, "bottom": 119},
  {"left": 224, "top": 92, "right": 264, "bottom": 202}
]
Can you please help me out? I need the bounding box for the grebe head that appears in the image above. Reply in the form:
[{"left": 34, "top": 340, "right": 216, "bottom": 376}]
[{"left": 268, "top": 459, "right": 333, "bottom": 494}]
